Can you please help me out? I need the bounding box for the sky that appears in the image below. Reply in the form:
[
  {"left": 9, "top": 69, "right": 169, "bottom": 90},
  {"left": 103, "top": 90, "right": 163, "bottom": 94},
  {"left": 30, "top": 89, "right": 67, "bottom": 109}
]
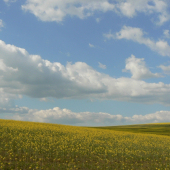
[{"left": 0, "top": 0, "right": 170, "bottom": 127}]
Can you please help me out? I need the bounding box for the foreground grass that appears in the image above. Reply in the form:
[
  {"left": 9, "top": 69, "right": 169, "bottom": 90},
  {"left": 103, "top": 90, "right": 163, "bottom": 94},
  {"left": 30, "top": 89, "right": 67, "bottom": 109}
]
[
  {"left": 89, "top": 123, "right": 170, "bottom": 137},
  {"left": 0, "top": 119, "right": 170, "bottom": 170}
]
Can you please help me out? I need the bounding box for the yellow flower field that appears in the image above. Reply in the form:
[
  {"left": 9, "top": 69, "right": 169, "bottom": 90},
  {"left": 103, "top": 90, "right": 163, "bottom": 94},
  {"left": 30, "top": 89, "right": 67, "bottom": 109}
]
[{"left": 0, "top": 119, "right": 170, "bottom": 170}]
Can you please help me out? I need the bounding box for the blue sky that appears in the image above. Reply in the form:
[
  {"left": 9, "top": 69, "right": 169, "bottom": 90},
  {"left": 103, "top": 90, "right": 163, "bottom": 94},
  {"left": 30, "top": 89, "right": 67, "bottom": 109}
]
[{"left": 0, "top": 0, "right": 170, "bottom": 126}]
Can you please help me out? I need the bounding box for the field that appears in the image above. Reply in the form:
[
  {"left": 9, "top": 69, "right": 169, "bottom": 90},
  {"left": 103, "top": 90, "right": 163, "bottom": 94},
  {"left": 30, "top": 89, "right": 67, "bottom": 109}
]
[
  {"left": 89, "top": 123, "right": 170, "bottom": 136},
  {"left": 0, "top": 119, "right": 170, "bottom": 170}
]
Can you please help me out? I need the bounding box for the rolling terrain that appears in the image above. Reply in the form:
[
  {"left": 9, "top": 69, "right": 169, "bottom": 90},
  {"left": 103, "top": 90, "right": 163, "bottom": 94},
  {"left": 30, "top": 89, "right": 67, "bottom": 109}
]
[{"left": 0, "top": 119, "right": 170, "bottom": 170}]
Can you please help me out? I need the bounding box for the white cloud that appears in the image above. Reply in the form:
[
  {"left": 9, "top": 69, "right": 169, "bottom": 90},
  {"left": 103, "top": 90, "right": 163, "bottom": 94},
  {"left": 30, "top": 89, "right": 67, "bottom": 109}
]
[
  {"left": 21, "top": 0, "right": 170, "bottom": 24},
  {"left": 39, "top": 98, "right": 48, "bottom": 102},
  {"left": 2, "top": 106, "right": 170, "bottom": 126},
  {"left": 128, "top": 110, "right": 170, "bottom": 124},
  {"left": 163, "top": 30, "right": 170, "bottom": 39},
  {"left": 159, "top": 64, "right": 170, "bottom": 74},
  {"left": 98, "top": 62, "right": 106, "bottom": 69},
  {"left": 116, "top": 0, "right": 169, "bottom": 25},
  {"left": 123, "top": 54, "right": 162, "bottom": 79},
  {"left": 0, "top": 59, "right": 18, "bottom": 72},
  {"left": 104, "top": 26, "right": 170, "bottom": 57},
  {"left": 22, "top": 0, "right": 115, "bottom": 23},
  {"left": 89, "top": 43, "right": 95, "bottom": 48},
  {"left": 1, "top": 39, "right": 170, "bottom": 105}
]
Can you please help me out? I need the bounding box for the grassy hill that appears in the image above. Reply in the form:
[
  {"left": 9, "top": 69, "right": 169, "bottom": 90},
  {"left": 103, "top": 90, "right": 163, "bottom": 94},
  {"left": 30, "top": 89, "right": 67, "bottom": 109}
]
[
  {"left": 89, "top": 123, "right": 170, "bottom": 137},
  {"left": 0, "top": 119, "right": 170, "bottom": 170}
]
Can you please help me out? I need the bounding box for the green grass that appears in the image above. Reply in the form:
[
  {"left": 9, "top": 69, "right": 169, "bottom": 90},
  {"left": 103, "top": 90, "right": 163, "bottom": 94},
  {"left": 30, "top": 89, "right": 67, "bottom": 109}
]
[{"left": 89, "top": 123, "right": 170, "bottom": 136}]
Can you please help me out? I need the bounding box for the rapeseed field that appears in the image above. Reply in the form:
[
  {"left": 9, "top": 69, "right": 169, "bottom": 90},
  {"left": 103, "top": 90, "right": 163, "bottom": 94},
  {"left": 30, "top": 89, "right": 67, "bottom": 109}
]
[{"left": 0, "top": 119, "right": 170, "bottom": 170}]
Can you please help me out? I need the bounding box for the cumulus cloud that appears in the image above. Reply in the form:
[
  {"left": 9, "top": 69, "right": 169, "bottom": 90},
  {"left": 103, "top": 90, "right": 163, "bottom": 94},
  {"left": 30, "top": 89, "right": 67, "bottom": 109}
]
[
  {"left": 1, "top": 40, "right": 170, "bottom": 105},
  {"left": 89, "top": 43, "right": 95, "bottom": 48},
  {"left": 22, "top": 0, "right": 115, "bottom": 22},
  {"left": 104, "top": 26, "right": 170, "bottom": 57},
  {"left": 128, "top": 110, "right": 170, "bottom": 124},
  {"left": 116, "top": 0, "right": 169, "bottom": 25},
  {"left": 2, "top": 106, "right": 170, "bottom": 126},
  {"left": 21, "top": 0, "right": 169, "bottom": 24},
  {"left": 98, "top": 62, "right": 106, "bottom": 69},
  {"left": 123, "top": 54, "right": 162, "bottom": 79}
]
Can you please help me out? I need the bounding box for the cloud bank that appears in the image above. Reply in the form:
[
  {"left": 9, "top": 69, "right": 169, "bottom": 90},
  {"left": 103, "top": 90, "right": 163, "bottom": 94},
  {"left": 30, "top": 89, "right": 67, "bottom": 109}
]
[
  {"left": 0, "top": 40, "right": 170, "bottom": 107},
  {"left": 2, "top": 106, "right": 170, "bottom": 126},
  {"left": 21, "top": 0, "right": 169, "bottom": 24}
]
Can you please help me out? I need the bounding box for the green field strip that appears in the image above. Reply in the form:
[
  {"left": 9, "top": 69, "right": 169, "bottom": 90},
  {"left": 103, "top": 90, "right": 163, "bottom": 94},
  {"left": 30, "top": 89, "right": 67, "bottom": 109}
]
[{"left": 89, "top": 123, "right": 170, "bottom": 137}]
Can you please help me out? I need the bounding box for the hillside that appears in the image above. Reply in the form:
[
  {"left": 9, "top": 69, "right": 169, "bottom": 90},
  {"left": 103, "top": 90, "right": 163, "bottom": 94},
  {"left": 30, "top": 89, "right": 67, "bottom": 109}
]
[{"left": 0, "top": 119, "right": 170, "bottom": 170}]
